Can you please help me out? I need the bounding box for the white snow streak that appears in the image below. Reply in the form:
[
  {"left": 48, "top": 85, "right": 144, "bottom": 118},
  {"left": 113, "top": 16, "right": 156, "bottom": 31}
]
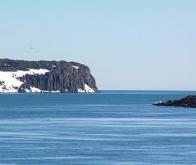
[
  {"left": 77, "top": 84, "right": 95, "bottom": 93},
  {"left": 72, "top": 66, "right": 79, "bottom": 70}
]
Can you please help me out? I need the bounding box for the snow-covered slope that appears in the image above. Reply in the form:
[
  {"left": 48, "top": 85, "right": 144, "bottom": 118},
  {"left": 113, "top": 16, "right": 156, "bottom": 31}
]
[{"left": 0, "top": 69, "right": 49, "bottom": 93}]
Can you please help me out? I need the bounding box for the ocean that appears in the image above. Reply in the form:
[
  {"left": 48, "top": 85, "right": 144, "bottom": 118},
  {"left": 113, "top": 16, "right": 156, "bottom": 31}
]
[{"left": 0, "top": 91, "right": 196, "bottom": 165}]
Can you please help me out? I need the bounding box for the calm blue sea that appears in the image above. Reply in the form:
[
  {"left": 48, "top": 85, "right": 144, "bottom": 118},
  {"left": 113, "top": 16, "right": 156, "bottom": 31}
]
[{"left": 0, "top": 91, "right": 196, "bottom": 165}]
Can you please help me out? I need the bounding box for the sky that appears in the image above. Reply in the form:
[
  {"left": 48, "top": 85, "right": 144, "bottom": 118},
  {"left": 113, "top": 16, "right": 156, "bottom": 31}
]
[{"left": 0, "top": 0, "right": 196, "bottom": 90}]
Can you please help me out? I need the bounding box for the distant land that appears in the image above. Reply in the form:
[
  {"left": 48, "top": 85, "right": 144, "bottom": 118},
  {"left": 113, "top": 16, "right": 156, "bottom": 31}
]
[
  {"left": 0, "top": 59, "right": 98, "bottom": 93},
  {"left": 154, "top": 95, "right": 196, "bottom": 108}
]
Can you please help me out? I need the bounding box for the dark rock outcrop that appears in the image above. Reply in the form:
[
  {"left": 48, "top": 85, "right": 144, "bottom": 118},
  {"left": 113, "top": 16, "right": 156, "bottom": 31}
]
[
  {"left": 0, "top": 59, "right": 98, "bottom": 93},
  {"left": 153, "top": 95, "right": 196, "bottom": 108}
]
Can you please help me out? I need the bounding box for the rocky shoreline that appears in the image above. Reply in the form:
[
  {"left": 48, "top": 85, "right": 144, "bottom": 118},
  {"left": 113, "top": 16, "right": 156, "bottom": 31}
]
[{"left": 153, "top": 95, "right": 196, "bottom": 108}]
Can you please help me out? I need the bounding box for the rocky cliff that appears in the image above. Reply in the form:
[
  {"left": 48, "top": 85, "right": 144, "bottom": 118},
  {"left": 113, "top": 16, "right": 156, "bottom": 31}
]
[{"left": 0, "top": 59, "right": 98, "bottom": 93}]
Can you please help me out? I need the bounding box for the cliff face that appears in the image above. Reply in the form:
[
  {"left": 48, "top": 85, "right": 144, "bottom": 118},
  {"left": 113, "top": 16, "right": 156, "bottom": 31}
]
[{"left": 0, "top": 59, "right": 98, "bottom": 93}]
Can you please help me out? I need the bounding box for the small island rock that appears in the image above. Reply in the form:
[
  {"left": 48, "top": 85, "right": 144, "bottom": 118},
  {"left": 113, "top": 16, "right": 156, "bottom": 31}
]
[{"left": 153, "top": 95, "right": 196, "bottom": 108}]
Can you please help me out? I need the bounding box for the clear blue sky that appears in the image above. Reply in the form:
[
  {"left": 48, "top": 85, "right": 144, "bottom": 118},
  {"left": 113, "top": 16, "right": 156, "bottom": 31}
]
[{"left": 0, "top": 0, "right": 196, "bottom": 90}]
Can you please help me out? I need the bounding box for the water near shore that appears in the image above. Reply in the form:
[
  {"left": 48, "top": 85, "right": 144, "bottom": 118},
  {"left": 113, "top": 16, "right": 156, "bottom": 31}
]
[{"left": 0, "top": 91, "right": 196, "bottom": 165}]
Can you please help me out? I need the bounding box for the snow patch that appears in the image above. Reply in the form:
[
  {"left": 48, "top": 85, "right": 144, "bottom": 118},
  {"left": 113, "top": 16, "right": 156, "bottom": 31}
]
[
  {"left": 30, "top": 87, "right": 42, "bottom": 93},
  {"left": 72, "top": 65, "right": 79, "bottom": 70},
  {"left": 77, "top": 88, "right": 86, "bottom": 93},
  {"left": 42, "top": 90, "right": 61, "bottom": 93},
  {"left": 84, "top": 84, "right": 95, "bottom": 93},
  {"left": 77, "top": 84, "right": 95, "bottom": 93},
  {"left": 0, "top": 69, "right": 49, "bottom": 93}
]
